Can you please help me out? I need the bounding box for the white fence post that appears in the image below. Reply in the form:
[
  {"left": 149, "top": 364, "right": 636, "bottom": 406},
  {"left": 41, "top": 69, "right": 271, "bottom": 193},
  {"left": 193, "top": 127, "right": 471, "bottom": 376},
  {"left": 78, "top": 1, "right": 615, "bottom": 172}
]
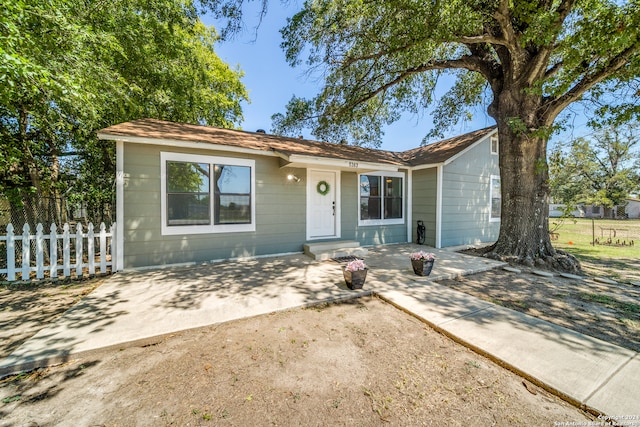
[
  {"left": 63, "top": 223, "right": 71, "bottom": 277},
  {"left": 50, "top": 223, "right": 58, "bottom": 278},
  {"left": 21, "top": 224, "right": 30, "bottom": 281},
  {"left": 87, "top": 223, "right": 95, "bottom": 275},
  {"left": 6, "top": 223, "right": 15, "bottom": 281},
  {"left": 75, "top": 223, "right": 83, "bottom": 277},
  {"left": 36, "top": 224, "right": 44, "bottom": 279},
  {"left": 100, "top": 222, "right": 107, "bottom": 273}
]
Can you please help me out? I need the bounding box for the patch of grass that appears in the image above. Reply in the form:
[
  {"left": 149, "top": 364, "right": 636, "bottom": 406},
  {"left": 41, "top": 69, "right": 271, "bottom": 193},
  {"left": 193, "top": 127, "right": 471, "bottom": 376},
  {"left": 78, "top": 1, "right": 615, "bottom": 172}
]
[
  {"left": 620, "top": 302, "right": 640, "bottom": 314},
  {"left": 551, "top": 218, "right": 640, "bottom": 282},
  {"left": 2, "top": 395, "right": 21, "bottom": 403},
  {"left": 579, "top": 292, "right": 640, "bottom": 314},
  {"left": 579, "top": 292, "right": 616, "bottom": 305},
  {"left": 552, "top": 219, "right": 640, "bottom": 257},
  {"left": 513, "top": 300, "right": 529, "bottom": 309}
]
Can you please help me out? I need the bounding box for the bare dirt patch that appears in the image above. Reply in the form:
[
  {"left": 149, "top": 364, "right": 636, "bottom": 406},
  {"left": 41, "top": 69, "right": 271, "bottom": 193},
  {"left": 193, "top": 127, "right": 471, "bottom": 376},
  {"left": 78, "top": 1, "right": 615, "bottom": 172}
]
[
  {"left": 436, "top": 268, "right": 640, "bottom": 353},
  {"left": 0, "top": 296, "right": 592, "bottom": 426},
  {"left": 0, "top": 278, "right": 104, "bottom": 358}
]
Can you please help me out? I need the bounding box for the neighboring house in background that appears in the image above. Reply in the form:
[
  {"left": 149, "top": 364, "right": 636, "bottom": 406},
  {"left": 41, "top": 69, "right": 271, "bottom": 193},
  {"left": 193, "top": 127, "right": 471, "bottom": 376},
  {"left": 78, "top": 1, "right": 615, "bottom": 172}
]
[
  {"left": 620, "top": 199, "right": 640, "bottom": 219},
  {"left": 549, "top": 199, "right": 640, "bottom": 219},
  {"left": 98, "top": 119, "right": 500, "bottom": 270}
]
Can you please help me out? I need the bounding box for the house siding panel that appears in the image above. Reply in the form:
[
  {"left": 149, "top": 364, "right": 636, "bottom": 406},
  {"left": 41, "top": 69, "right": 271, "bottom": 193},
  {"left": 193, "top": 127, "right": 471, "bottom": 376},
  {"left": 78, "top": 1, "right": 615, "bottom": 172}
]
[
  {"left": 122, "top": 143, "right": 307, "bottom": 268},
  {"left": 440, "top": 137, "right": 500, "bottom": 247},
  {"left": 339, "top": 171, "right": 408, "bottom": 246},
  {"left": 411, "top": 168, "right": 437, "bottom": 246}
]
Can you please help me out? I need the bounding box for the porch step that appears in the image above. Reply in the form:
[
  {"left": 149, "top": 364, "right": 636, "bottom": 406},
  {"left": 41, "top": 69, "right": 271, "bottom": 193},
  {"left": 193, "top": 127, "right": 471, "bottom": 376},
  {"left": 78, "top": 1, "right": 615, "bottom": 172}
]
[{"left": 303, "top": 240, "right": 368, "bottom": 261}]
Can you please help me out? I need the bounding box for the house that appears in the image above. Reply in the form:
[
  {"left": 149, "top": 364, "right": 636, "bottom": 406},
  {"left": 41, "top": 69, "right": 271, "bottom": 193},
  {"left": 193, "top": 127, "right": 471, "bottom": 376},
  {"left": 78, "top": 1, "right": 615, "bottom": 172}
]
[
  {"left": 98, "top": 119, "right": 500, "bottom": 270},
  {"left": 620, "top": 198, "right": 640, "bottom": 219}
]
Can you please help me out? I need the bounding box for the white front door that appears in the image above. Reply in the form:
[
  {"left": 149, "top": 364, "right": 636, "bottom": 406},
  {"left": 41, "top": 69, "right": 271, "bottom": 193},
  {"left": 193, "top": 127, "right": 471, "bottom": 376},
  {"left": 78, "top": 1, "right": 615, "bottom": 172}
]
[{"left": 308, "top": 170, "right": 338, "bottom": 239}]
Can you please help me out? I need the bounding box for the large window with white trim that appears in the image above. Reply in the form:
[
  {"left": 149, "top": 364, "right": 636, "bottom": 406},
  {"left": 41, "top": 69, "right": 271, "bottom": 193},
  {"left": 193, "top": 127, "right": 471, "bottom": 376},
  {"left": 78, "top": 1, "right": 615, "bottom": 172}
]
[
  {"left": 490, "top": 175, "right": 501, "bottom": 222},
  {"left": 359, "top": 172, "right": 404, "bottom": 225},
  {"left": 161, "top": 152, "right": 255, "bottom": 235}
]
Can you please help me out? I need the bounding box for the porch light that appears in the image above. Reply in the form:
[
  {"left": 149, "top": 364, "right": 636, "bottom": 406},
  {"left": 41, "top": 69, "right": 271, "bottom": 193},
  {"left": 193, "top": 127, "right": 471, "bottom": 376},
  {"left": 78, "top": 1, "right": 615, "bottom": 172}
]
[{"left": 287, "top": 174, "right": 301, "bottom": 182}]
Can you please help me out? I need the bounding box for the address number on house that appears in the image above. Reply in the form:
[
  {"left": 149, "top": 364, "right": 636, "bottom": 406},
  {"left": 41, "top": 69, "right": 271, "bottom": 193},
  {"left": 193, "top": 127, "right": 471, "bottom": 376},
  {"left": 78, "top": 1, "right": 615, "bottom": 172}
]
[{"left": 348, "top": 161, "right": 359, "bottom": 168}]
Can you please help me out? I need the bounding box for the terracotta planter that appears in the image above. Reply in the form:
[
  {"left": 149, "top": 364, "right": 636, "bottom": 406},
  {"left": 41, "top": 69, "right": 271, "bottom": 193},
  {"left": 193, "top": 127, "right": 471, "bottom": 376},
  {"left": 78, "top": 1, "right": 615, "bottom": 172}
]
[
  {"left": 342, "top": 267, "right": 368, "bottom": 290},
  {"left": 411, "top": 259, "right": 434, "bottom": 276}
]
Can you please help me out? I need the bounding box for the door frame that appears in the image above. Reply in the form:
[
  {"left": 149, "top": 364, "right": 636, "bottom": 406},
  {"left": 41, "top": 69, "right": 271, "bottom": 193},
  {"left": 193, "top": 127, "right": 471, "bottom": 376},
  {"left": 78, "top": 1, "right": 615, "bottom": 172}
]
[{"left": 306, "top": 169, "right": 341, "bottom": 240}]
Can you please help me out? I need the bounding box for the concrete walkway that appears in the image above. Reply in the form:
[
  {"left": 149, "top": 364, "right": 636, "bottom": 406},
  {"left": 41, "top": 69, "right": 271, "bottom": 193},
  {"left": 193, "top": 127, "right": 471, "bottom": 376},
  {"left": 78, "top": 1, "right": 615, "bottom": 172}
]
[{"left": 1, "top": 243, "right": 638, "bottom": 416}]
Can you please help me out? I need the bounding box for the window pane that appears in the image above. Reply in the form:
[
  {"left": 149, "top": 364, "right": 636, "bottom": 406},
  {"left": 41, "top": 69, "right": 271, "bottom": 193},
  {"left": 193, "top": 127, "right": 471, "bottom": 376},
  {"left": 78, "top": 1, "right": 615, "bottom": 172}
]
[
  {"left": 218, "top": 195, "right": 251, "bottom": 224},
  {"left": 360, "top": 197, "right": 381, "bottom": 220},
  {"left": 384, "top": 177, "right": 403, "bottom": 219},
  {"left": 215, "top": 164, "right": 252, "bottom": 225},
  {"left": 167, "top": 162, "right": 209, "bottom": 193},
  {"left": 384, "top": 197, "right": 403, "bottom": 219},
  {"left": 491, "top": 177, "right": 501, "bottom": 219},
  {"left": 167, "top": 194, "right": 210, "bottom": 225},
  {"left": 360, "top": 175, "right": 381, "bottom": 220},
  {"left": 215, "top": 165, "right": 251, "bottom": 194},
  {"left": 166, "top": 161, "right": 210, "bottom": 225}
]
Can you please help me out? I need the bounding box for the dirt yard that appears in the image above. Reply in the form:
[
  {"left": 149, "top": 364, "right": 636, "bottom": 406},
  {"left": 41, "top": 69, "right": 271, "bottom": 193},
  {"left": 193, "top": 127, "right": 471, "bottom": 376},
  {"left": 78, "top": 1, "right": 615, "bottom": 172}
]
[
  {"left": 436, "top": 267, "right": 640, "bottom": 353},
  {"left": 0, "top": 295, "right": 593, "bottom": 426}
]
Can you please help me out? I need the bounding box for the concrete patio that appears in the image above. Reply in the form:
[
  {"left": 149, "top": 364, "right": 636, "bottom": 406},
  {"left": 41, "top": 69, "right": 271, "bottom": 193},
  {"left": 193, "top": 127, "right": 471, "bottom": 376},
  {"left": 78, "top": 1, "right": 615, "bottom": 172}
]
[{"left": 1, "top": 243, "right": 638, "bottom": 416}]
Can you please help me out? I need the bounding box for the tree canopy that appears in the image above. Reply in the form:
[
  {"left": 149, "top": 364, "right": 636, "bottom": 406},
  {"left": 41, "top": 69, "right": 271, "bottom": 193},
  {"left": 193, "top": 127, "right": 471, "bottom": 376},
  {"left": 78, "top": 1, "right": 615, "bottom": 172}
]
[
  {"left": 550, "top": 122, "right": 640, "bottom": 214},
  {"left": 267, "top": 0, "right": 640, "bottom": 146},
  {"left": 1, "top": 0, "right": 248, "bottom": 225},
  {"left": 240, "top": 0, "right": 640, "bottom": 270}
]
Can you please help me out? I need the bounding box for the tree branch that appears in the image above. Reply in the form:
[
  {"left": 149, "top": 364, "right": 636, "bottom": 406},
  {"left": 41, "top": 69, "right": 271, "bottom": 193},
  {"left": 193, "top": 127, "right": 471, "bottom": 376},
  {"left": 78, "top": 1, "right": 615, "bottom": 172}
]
[
  {"left": 543, "top": 42, "right": 640, "bottom": 124},
  {"left": 493, "top": 0, "right": 518, "bottom": 52},
  {"left": 523, "top": 0, "right": 578, "bottom": 84},
  {"left": 458, "top": 34, "right": 507, "bottom": 47},
  {"left": 344, "top": 56, "right": 487, "bottom": 112}
]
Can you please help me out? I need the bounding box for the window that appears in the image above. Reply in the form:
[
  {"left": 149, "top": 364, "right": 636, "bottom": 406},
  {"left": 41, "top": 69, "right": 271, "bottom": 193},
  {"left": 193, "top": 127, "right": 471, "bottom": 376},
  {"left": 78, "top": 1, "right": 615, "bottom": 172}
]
[
  {"left": 214, "top": 165, "right": 251, "bottom": 225},
  {"left": 161, "top": 152, "right": 255, "bottom": 235},
  {"left": 166, "top": 162, "right": 211, "bottom": 226},
  {"left": 490, "top": 175, "right": 501, "bottom": 222},
  {"left": 359, "top": 172, "right": 404, "bottom": 225},
  {"left": 491, "top": 135, "right": 499, "bottom": 155}
]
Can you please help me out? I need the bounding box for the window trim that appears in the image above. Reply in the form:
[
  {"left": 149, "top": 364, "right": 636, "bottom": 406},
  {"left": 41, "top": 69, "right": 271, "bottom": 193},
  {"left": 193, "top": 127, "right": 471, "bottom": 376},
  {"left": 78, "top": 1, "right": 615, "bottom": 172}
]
[
  {"left": 489, "top": 174, "right": 501, "bottom": 222},
  {"left": 490, "top": 135, "right": 499, "bottom": 155},
  {"left": 161, "top": 152, "right": 255, "bottom": 235},
  {"left": 358, "top": 171, "right": 405, "bottom": 226}
]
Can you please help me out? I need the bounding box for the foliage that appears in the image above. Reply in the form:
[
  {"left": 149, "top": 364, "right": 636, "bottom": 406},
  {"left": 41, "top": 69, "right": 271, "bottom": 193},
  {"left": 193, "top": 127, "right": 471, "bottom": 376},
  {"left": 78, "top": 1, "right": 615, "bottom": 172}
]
[
  {"left": 549, "top": 123, "right": 640, "bottom": 210},
  {"left": 0, "top": 0, "right": 248, "bottom": 225},
  {"left": 264, "top": 0, "right": 640, "bottom": 146}
]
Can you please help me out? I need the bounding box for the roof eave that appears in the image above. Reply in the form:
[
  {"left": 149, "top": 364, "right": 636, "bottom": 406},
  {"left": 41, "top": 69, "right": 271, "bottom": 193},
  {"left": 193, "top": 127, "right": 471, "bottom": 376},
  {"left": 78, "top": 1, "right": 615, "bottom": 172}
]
[
  {"left": 97, "top": 132, "right": 278, "bottom": 158},
  {"left": 282, "top": 154, "right": 401, "bottom": 172}
]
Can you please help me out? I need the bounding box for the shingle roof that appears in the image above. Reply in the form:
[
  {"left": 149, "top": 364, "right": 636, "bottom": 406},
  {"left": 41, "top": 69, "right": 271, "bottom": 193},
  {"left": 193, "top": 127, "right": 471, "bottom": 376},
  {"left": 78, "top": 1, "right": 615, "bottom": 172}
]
[
  {"left": 399, "top": 127, "right": 497, "bottom": 166},
  {"left": 98, "top": 118, "right": 496, "bottom": 167}
]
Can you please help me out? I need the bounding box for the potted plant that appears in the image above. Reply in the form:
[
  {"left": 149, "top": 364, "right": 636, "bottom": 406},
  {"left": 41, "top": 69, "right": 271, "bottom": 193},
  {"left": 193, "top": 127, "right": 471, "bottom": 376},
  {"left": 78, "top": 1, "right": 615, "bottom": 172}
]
[
  {"left": 410, "top": 251, "right": 436, "bottom": 276},
  {"left": 342, "top": 259, "right": 368, "bottom": 290}
]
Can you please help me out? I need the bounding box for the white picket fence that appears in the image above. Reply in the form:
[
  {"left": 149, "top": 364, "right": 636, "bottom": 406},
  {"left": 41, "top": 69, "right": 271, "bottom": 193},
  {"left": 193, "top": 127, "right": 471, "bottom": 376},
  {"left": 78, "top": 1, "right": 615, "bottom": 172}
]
[{"left": 0, "top": 222, "right": 116, "bottom": 282}]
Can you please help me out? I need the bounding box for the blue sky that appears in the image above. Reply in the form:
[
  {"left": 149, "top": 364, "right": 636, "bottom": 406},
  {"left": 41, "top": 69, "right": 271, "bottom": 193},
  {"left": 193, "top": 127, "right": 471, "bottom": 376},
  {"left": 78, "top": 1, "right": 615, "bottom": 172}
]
[{"left": 204, "top": 3, "right": 590, "bottom": 152}]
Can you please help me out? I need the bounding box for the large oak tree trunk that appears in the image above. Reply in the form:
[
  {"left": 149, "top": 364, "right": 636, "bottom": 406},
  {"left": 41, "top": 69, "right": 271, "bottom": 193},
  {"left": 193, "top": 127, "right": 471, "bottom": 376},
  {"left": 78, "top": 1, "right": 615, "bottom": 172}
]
[{"left": 486, "top": 90, "right": 580, "bottom": 272}]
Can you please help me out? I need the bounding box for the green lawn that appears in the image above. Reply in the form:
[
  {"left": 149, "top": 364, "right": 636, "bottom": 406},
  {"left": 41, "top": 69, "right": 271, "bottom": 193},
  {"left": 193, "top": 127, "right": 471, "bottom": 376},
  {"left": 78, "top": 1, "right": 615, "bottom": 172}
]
[{"left": 550, "top": 218, "right": 640, "bottom": 282}]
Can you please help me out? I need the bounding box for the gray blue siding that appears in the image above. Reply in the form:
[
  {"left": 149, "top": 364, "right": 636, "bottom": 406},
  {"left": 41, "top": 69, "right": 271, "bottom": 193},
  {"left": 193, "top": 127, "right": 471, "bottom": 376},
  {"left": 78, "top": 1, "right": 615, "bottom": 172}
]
[
  {"left": 411, "top": 168, "right": 438, "bottom": 246},
  {"left": 440, "top": 137, "right": 500, "bottom": 247},
  {"left": 122, "top": 143, "right": 307, "bottom": 268}
]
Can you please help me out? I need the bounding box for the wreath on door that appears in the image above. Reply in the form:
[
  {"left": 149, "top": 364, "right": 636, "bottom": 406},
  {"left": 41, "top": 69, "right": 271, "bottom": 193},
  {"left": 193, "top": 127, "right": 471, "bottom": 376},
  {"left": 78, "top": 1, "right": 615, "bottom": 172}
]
[{"left": 316, "top": 180, "right": 330, "bottom": 195}]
